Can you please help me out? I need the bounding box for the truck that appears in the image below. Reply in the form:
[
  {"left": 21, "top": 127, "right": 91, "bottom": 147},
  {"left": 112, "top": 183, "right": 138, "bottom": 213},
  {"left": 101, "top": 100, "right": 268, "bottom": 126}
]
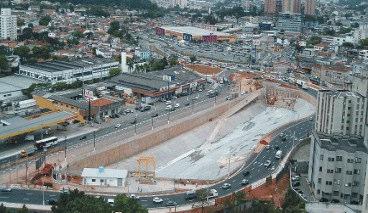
[{"left": 275, "top": 150, "right": 283, "bottom": 159}]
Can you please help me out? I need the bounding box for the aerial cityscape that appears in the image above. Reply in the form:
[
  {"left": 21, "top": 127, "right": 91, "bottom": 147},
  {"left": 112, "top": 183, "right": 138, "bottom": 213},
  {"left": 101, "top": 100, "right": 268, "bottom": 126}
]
[{"left": 0, "top": 0, "right": 367, "bottom": 212}]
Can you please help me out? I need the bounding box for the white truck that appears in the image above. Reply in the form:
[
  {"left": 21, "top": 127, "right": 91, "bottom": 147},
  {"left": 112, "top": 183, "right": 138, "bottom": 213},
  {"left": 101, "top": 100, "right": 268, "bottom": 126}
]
[{"left": 275, "top": 150, "right": 283, "bottom": 159}]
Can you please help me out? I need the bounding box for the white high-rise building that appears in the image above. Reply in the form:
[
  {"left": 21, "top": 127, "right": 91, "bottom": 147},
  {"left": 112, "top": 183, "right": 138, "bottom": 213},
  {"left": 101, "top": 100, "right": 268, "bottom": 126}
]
[
  {"left": 315, "top": 90, "right": 367, "bottom": 138},
  {"left": 0, "top": 8, "right": 17, "bottom": 40}
]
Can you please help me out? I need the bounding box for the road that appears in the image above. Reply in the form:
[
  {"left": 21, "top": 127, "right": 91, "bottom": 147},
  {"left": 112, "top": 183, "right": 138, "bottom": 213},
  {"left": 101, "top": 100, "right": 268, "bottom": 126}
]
[{"left": 0, "top": 118, "right": 314, "bottom": 209}]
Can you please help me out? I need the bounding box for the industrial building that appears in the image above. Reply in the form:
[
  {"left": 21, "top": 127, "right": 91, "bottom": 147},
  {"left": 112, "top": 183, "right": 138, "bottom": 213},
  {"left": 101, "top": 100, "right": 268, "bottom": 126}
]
[
  {"left": 18, "top": 59, "right": 119, "bottom": 84},
  {"left": 0, "top": 75, "right": 41, "bottom": 102},
  {"left": 109, "top": 66, "right": 206, "bottom": 103},
  {"left": 155, "top": 26, "right": 236, "bottom": 43},
  {"left": 276, "top": 14, "right": 302, "bottom": 33},
  {"left": 33, "top": 89, "right": 124, "bottom": 123}
]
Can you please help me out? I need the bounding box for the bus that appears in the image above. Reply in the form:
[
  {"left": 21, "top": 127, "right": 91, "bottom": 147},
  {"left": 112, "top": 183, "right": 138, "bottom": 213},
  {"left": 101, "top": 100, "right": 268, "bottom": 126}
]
[{"left": 34, "top": 136, "right": 59, "bottom": 150}]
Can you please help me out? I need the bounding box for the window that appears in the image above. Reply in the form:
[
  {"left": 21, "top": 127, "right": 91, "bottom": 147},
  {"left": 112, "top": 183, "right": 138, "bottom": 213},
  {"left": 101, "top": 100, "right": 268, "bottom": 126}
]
[
  {"left": 327, "top": 169, "right": 334, "bottom": 173},
  {"left": 355, "top": 158, "right": 362, "bottom": 163},
  {"left": 333, "top": 191, "right": 339, "bottom": 196},
  {"left": 317, "top": 189, "right": 320, "bottom": 194},
  {"left": 347, "top": 158, "right": 354, "bottom": 163},
  {"left": 351, "top": 193, "right": 358, "bottom": 198},
  {"left": 326, "top": 181, "right": 332, "bottom": 185},
  {"left": 320, "top": 154, "right": 324, "bottom": 160},
  {"left": 336, "top": 156, "right": 342, "bottom": 161},
  {"left": 328, "top": 157, "right": 334, "bottom": 162},
  {"left": 345, "top": 183, "right": 352, "bottom": 187},
  {"left": 335, "top": 168, "right": 342, "bottom": 173},
  {"left": 319, "top": 166, "right": 322, "bottom": 172},
  {"left": 91, "top": 179, "right": 96, "bottom": 182},
  {"left": 346, "top": 171, "right": 353, "bottom": 175},
  {"left": 100, "top": 179, "right": 104, "bottom": 183},
  {"left": 318, "top": 178, "right": 322, "bottom": 183},
  {"left": 334, "top": 179, "right": 340, "bottom": 185},
  {"left": 352, "top": 181, "right": 359, "bottom": 187},
  {"left": 354, "top": 169, "right": 360, "bottom": 174}
]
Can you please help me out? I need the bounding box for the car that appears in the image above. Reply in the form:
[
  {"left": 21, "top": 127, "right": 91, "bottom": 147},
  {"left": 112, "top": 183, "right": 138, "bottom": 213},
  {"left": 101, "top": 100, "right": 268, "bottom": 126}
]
[
  {"left": 174, "top": 103, "right": 180, "bottom": 108},
  {"left": 166, "top": 101, "right": 172, "bottom": 105},
  {"left": 242, "top": 171, "right": 250, "bottom": 176},
  {"left": 166, "top": 105, "right": 174, "bottom": 111},
  {"left": 0, "top": 187, "right": 12, "bottom": 192},
  {"left": 130, "top": 119, "right": 137, "bottom": 125},
  {"left": 153, "top": 197, "right": 163, "bottom": 204},
  {"left": 265, "top": 145, "right": 270, "bottom": 149},
  {"left": 115, "top": 123, "right": 121, "bottom": 128},
  {"left": 79, "top": 135, "right": 87, "bottom": 140},
  {"left": 151, "top": 113, "right": 159, "bottom": 118},
  {"left": 292, "top": 182, "right": 300, "bottom": 187},
  {"left": 264, "top": 160, "right": 272, "bottom": 167},
  {"left": 47, "top": 199, "right": 57, "bottom": 205},
  {"left": 274, "top": 145, "right": 280, "bottom": 150},
  {"left": 222, "top": 183, "right": 231, "bottom": 190},
  {"left": 241, "top": 179, "right": 249, "bottom": 186},
  {"left": 198, "top": 89, "right": 203, "bottom": 92},
  {"left": 165, "top": 200, "right": 177, "bottom": 207},
  {"left": 185, "top": 190, "right": 197, "bottom": 200},
  {"left": 291, "top": 175, "right": 300, "bottom": 181},
  {"left": 107, "top": 198, "right": 114, "bottom": 205},
  {"left": 124, "top": 109, "right": 133, "bottom": 114},
  {"left": 129, "top": 194, "right": 140, "bottom": 200},
  {"left": 185, "top": 102, "right": 190, "bottom": 106}
]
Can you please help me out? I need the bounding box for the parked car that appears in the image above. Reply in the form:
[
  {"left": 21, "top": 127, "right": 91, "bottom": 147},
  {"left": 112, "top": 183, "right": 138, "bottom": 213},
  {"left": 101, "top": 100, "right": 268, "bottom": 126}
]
[
  {"left": 129, "top": 194, "right": 140, "bottom": 200},
  {"left": 151, "top": 113, "right": 159, "bottom": 118},
  {"left": 264, "top": 160, "right": 272, "bottom": 167},
  {"left": 115, "top": 123, "right": 121, "bottom": 128},
  {"left": 242, "top": 171, "right": 250, "bottom": 176},
  {"left": 79, "top": 135, "right": 87, "bottom": 140},
  {"left": 291, "top": 175, "right": 300, "bottom": 181},
  {"left": 124, "top": 109, "right": 133, "bottom": 114},
  {"left": 0, "top": 187, "right": 12, "bottom": 192},
  {"left": 222, "top": 183, "right": 231, "bottom": 190},
  {"left": 174, "top": 103, "right": 180, "bottom": 108},
  {"left": 130, "top": 119, "right": 137, "bottom": 125},
  {"left": 153, "top": 197, "right": 163, "bottom": 204}
]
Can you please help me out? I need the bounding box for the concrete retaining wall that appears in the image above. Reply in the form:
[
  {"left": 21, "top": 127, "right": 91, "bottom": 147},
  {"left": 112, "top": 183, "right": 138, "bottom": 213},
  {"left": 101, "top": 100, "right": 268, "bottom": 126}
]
[{"left": 69, "top": 95, "right": 256, "bottom": 173}]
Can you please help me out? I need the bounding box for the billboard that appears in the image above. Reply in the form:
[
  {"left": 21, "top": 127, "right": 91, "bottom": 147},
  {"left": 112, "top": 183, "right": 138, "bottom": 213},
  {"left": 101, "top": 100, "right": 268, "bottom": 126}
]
[{"left": 84, "top": 89, "right": 94, "bottom": 99}]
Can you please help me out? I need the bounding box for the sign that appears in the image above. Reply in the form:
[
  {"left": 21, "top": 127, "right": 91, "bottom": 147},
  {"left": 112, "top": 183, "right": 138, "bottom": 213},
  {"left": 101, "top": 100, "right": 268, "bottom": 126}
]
[
  {"left": 253, "top": 39, "right": 260, "bottom": 46},
  {"left": 83, "top": 89, "right": 94, "bottom": 99}
]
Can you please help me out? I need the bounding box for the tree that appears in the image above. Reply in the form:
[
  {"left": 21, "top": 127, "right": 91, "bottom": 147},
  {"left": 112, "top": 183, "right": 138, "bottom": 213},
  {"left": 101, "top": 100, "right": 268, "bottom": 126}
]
[
  {"left": 359, "top": 38, "right": 368, "bottom": 48},
  {"left": 282, "top": 188, "right": 305, "bottom": 212},
  {"left": 127, "top": 58, "right": 134, "bottom": 72},
  {"left": 169, "top": 54, "right": 178, "bottom": 66},
  {"left": 32, "top": 46, "right": 51, "bottom": 60},
  {"left": 14, "top": 46, "right": 31, "bottom": 62},
  {"left": 17, "top": 204, "right": 29, "bottom": 213},
  {"left": 0, "top": 203, "right": 6, "bottom": 212},
  {"left": 307, "top": 36, "right": 322, "bottom": 46},
  {"left": 71, "top": 30, "right": 84, "bottom": 39},
  {"left": 113, "top": 194, "right": 147, "bottom": 213},
  {"left": 109, "top": 67, "right": 121, "bottom": 77},
  {"left": 17, "top": 18, "right": 25, "bottom": 27},
  {"left": 0, "top": 54, "right": 9, "bottom": 72},
  {"left": 39, "top": 15, "right": 51, "bottom": 26},
  {"left": 195, "top": 189, "right": 210, "bottom": 212},
  {"left": 190, "top": 55, "right": 197, "bottom": 63}
]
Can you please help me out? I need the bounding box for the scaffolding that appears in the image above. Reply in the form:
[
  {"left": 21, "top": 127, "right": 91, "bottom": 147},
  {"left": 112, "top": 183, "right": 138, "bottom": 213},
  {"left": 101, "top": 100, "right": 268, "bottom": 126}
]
[{"left": 136, "top": 155, "right": 156, "bottom": 183}]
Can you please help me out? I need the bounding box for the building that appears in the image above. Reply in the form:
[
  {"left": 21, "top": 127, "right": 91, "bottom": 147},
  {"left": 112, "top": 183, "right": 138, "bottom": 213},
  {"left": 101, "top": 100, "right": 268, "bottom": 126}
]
[
  {"left": 34, "top": 89, "right": 124, "bottom": 123},
  {"left": 304, "top": 0, "right": 316, "bottom": 16},
  {"left": 282, "top": 0, "right": 301, "bottom": 14},
  {"left": 354, "top": 24, "right": 368, "bottom": 43},
  {"left": 359, "top": 50, "right": 368, "bottom": 61},
  {"left": 308, "top": 132, "right": 368, "bottom": 204},
  {"left": 0, "top": 75, "right": 41, "bottom": 102},
  {"left": 264, "top": 0, "right": 277, "bottom": 15},
  {"left": 276, "top": 14, "right": 302, "bottom": 33},
  {"left": 109, "top": 66, "right": 206, "bottom": 103},
  {"left": 0, "top": 8, "right": 17, "bottom": 40},
  {"left": 81, "top": 167, "right": 128, "bottom": 187},
  {"left": 155, "top": 26, "right": 236, "bottom": 43},
  {"left": 313, "top": 64, "right": 352, "bottom": 89},
  {"left": 18, "top": 59, "right": 119, "bottom": 84},
  {"left": 315, "top": 90, "right": 367, "bottom": 138}
]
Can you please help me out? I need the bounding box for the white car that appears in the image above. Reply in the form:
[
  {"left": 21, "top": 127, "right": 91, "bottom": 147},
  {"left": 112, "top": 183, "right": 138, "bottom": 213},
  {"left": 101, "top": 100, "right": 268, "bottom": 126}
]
[
  {"left": 130, "top": 194, "right": 140, "bottom": 200},
  {"left": 166, "top": 105, "right": 173, "bottom": 111},
  {"left": 153, "top": 197, "right": 163, "bottom": 204},
  {"left": 264, "top": 160, "right": 272, "bottom": 168},
  {"left": 174, "top": 103, "right": 180, "bottom": 108},
  {"left": 166, "top": 101, "right": 172, "bottom": 105},
  {"left": 115, "top": 123, "right": 121, "bottom": 128},
  {"left": 222, "top": 183, "right": 231, "bottom": 190}
]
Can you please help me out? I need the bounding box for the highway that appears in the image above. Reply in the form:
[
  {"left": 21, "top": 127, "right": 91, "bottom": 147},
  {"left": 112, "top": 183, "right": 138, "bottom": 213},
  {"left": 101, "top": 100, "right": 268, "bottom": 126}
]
[{"left": 0, "top": 117, "right": 314, "bottom": 209}]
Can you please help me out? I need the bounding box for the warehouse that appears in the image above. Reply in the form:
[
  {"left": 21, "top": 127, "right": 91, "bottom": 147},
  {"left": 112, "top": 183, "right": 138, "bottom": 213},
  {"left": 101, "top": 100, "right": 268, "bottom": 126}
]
[
  {"left": 18, "top": 59, "right": 119, "bottom": 84},
  {"left": 155, "top": 26, "right": 236, "bottom": 43}
]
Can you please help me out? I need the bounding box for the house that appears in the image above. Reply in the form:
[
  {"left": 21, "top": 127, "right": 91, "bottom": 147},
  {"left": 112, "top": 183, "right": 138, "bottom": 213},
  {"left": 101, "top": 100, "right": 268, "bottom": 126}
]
[{"left": 81, "top": 167, "right": 128, "bottom": 187}]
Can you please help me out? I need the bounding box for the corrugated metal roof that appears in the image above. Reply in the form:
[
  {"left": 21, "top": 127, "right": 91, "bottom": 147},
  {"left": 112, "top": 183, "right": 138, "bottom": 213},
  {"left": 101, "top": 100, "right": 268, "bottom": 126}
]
[{"left": 81, "top": 168, "right": 128, "bottom": 179}]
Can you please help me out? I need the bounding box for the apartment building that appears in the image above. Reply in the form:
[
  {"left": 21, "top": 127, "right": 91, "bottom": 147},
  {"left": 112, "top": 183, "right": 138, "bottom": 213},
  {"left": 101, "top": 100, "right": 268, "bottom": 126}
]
[
  {"left": 315, "top": 90, "right": 366, "bottom": 137},
  {"left": 282, "top": 0, "right": 301, "bottom": 14},
  {"left": 0, "top": 8, "right": 17, "bottom": 40},
  {"left": 264, "top": 0, "right": 277, "bottom": 15},
  {"left": 304, "top": 0, "right": 316, "bottom": 16},
  {"left": 308, "top": 133, "right": 367, "bottom": 204}
]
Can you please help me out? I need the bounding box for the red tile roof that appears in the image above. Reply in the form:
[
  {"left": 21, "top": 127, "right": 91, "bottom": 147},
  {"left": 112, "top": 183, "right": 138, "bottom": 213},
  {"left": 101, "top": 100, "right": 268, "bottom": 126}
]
[{"left": 91, "top": 98, "right": 113, "bottom": 107}]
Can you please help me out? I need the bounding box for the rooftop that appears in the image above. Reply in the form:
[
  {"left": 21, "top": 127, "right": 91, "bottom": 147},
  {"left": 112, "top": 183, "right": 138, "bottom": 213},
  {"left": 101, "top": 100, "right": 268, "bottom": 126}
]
[
  {"left": 0, "top": 111, "right": 73, "bottom": 140},
  {"left": 318, "top": 90, "right": 363, "bottom": 98},
  {"left": 161, "top": 26, "right": 230, "bottom": 37},
  {"left": 0, "top": 76, "right": 42, "bottom": 94},
  {"left": 20, "top": 58, "right": 117, "bottom": 73},
  {"left": 314, "top": 131, "right": 368, "bottom": 154},
  {"left": 81, "top": 167, "right": 128, "bottom": 179}
]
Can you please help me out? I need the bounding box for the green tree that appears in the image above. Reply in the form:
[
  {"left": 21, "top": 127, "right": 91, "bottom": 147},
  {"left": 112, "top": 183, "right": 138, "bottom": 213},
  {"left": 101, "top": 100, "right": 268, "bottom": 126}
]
[
  {"left": 32, "top": 46, "right": 51, "bottom": 60},
  {"left": 71, "top": 30, "right": 84, "bottom": 38},
  {"left": 0, "top": 54, "right": 9, "bottom": 72},
  {"left": 17, "top": 204, "right": 29, "bottom": 213},
  {"left": 169, "top": 54, "right": 178, "bottom": 66},
  {"left": 190, "top": 55, "right": 197, "bottom": 63},
  {"left": 39, "top": 15, "right": 51, "bottom": 26},
  {"left": 113, "top": 194, "right": 147, "bottom": 213},
  {"left": 0, "top": 203, "right": 6, "bottom": 213},
  {"left": 14, "top": 46, "right": 31, "bottom": 62},
  {"left": 17, "top": 18, "right": 25, "bottom": 27},
  {"left": 359, "top": 38, "right": 368, "bottom": 48},
  {"left": 109, "top": 67, "right": 121, "bottom": 77},
  {"left": 51, "top": 189, "right": 112, "bottom": 213},
  {"left": 282, "top": 188, "right": 306, "bottom": 212},
  {"left": 307, "top": 36, "right": 322, "bottom": 46},
  {"left": 196, "top": 188, "right": 210, "bottom": 212}
]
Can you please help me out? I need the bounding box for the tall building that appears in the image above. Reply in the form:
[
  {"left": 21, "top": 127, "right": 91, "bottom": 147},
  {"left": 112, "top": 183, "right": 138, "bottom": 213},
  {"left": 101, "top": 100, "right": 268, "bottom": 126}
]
[
  {"left": 264, "top": 0, "right": 277, "bottom": 15},
  {"left": 304, "top": 0, "right": 316, "bottom": 16},
  {"left": 315, "top": 90, "right": 367, "bottom": 138},
  {"left": 0, "top": 8, "right": 17, "bottom": 40},
  {"left": 282, "top": 0, "right": 301, "bottom": 14}
]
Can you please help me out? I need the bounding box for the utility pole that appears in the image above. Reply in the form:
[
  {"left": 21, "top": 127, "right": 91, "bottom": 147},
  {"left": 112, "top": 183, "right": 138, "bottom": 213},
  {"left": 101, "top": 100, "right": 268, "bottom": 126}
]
[
  {"left": 93, "top": 130, "right": 96, "bottom": 151},
  {"left": 25, "top": 159, "right": 28, "bottom": 187},
  {"left": 64, "top": 144, "right": 67, "bottom": 163},
  {"left": 151, "top": 117, "right": 154, "bottom": 130}
]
